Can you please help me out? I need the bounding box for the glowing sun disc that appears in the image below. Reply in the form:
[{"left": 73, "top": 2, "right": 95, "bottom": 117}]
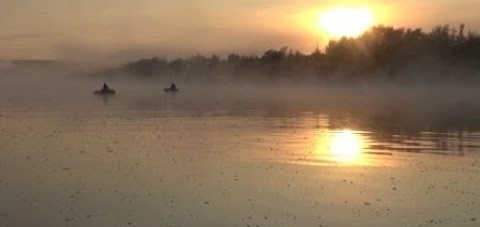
[{"left": 319, "top": 7, "right": 373, "bottom": 37}]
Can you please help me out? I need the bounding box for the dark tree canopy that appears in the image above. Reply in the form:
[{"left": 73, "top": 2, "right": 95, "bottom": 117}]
[{"left": 117, "top": 25, "right": 480, "bottom": 84}]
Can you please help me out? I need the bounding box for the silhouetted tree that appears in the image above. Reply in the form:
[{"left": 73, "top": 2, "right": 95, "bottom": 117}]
[{"left": 117, "top": 24, "right": 480, "bottom": 84}]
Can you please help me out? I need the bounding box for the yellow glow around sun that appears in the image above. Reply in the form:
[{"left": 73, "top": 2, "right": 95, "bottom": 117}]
[{"left": 319, "top": 7, "right": 374, "bottom": 38}]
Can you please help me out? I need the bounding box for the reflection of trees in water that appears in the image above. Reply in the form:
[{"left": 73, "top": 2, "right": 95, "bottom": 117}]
[
  {"left": 325, "top": 100, "right": 480, "bottom": 155},
  {"left": 366, "top": 132, "right": 473, "bottom": 156},
  {"left": 245, "top": 104, "right": 480, "bottom": 155}
]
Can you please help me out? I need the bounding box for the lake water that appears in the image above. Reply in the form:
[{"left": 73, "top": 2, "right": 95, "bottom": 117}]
[{"left": 0, "top": 76, "right": 479, "bottom": 227}]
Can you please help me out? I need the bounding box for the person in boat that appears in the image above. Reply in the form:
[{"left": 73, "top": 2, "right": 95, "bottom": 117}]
[
  {"left": 164, "top": 83, "right": 179, "bottom": 92},
  {"left": 95, "top": 82, "right": 115, "bottom": 95},
  {"left": 102, "top": 83, "right": 110, "bottom": 91},
  {"left": 169, "top": 83, "right": 177, "bottom": 91}
]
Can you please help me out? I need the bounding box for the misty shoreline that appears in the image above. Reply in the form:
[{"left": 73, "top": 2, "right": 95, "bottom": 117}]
[{"left": 2, "top": 25, "right": 480, "bottom": 87}]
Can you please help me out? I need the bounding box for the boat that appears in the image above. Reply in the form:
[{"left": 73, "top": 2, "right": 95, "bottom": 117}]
[
  {"left": 94, "top": 83, "right": 116, "bottom": 95},
  {"left": 164, "top": 83, "right": 179, "bottom": 93}
]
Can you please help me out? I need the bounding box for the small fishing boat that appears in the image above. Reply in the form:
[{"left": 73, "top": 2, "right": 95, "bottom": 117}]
[
  {"left": 94, "top": 83, "right": 116, "bottom": 95},
  {"left": 164, "top": 83, "right": 179, "bottom": 93}
]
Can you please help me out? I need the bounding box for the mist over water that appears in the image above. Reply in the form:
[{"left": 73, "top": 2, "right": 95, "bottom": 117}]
[{"left": 1, "top": 65, "right": 480, "bottom": 227}]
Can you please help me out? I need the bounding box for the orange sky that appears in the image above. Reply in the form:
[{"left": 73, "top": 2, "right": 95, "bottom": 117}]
[{"left": 1, "top": 0, "right": 479, "bottom": 62}]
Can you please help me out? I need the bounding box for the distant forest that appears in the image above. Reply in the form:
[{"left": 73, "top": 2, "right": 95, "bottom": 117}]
[{"left": 113, "top": 25, "right": 480, "bottom": 84}]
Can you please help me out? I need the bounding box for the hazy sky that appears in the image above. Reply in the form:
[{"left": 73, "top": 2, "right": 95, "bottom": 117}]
[{"left": 1, "top": 0, "right": 479, "bottom": 62}]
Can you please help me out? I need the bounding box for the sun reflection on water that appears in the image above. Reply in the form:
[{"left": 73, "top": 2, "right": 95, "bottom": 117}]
[{"left": 314, "top": 129, "right": 367, "bottom": 164}]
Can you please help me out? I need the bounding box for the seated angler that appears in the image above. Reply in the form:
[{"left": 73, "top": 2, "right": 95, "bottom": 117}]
[
  {"left": 169, "top": 83, "right": 177, "bottom": 91},
  {"left": 165, "top": 83, "right": 179, "bottom": 92},
  {"left": 94, "top": 82, "right": 116, "bottom": 95},
  {"left": 102, "top": 83, "right": 110, "bottom": 91}
]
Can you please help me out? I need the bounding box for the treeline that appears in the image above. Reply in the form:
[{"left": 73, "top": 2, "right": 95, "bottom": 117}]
[{"left": 119, "top": 25, "right": 480, "bottom": 84}]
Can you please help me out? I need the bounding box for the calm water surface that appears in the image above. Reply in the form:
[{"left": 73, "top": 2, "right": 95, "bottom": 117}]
[{"left": 0, "top": 79, "right": 479, "bottom": 227}]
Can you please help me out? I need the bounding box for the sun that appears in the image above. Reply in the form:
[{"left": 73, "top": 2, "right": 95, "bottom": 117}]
[{"left": 319, "top": 7, "right": 374, "bottom": 38}]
